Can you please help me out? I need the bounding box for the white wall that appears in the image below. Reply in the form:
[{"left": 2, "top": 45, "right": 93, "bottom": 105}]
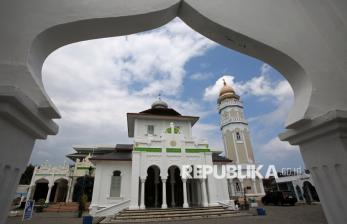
[
  {"left": 91, "top": 161, "right": 132, "bottom": 208},
  {"left": 135, "top": 119, "right": 191, "bottom": 139}
]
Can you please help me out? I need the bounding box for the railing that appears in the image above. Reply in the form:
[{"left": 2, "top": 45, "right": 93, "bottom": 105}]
[
  {"left": 218, "top": 200, "right": 236, "bottom": 210},
  {"left": 94, "top": 200, "right": 130, "bottom": 217}
]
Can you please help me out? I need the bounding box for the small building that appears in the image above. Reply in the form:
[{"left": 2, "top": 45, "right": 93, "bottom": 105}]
[
  {"left": 26, "top": 154, "right": 95, "bottom": 204},
  {"left": 276, "top": 172, "right": 320, "bottom": 203},
  {"left": 26, "top": 161, "right": 71, "bottom": 203}
]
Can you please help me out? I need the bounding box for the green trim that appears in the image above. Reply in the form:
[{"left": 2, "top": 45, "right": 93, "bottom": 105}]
[
  {"left": 166, "top": 148, "right": 181, "bottom": 153},
  {"left": 77, "top": 167, "right": 94, "bottom": 170},
  {"left": 185, "top": 148, "right": 210, "bottom": 153},
  {"left": 134, "top": 147, "right": 162, "bottom": 152}
]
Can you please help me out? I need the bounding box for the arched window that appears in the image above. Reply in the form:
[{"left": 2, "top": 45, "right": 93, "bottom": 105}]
[
  {"left": 236, "top": 132, "right": 242, "bottom": 141},
  {"left": 235, "top": 182, "right": 241, "bottom": 192},
  {"left": 110, "top": 171, "right": 121, "bottom": 197}
]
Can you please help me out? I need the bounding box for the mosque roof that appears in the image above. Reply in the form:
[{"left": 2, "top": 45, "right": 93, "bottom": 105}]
[
  {"left": 139, "top": 107, "right": 181, "bottom": 116},
  {"left": 67, "top": 144, "right": 133, "bottom": 161},
  {"left": 212, "top": 152, "right": 233, "bottom": 163},
  {"left": 127, "top": 98, "right": 199, "bottom": 137},
  {"left": 90, "top": 150, "right": 132, "bottom": 161}
]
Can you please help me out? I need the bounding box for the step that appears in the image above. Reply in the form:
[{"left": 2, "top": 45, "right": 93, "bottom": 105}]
[
  {"left": 109, "top": 211, "right": 251, "bottom": 223},
  {"left": 114, "top": 210, "right": 237, "bottom": 220},
  {"left": 122, "top": 206, "right": 224, "bottom": 214},
  {"left": 117, "top": 208, "right": 227, "bottom": 217}
]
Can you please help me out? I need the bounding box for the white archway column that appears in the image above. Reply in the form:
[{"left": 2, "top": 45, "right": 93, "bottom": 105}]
[
  {"left": 66, "top": 179, "right": 72, "bottom": 203},
  {"left": 139, "top": 178, "right": 146, "bottom": 209},
  {"left": 161, "top": 178, "right": 167, "bottom": 209},
  {"left": 228, "top": 179, "right": 235, "bottom": 197},
  {"left": 182, "top": 179, "right": 189, "bottom": 208},
  {"left": 27, "top": 184, "right": 35, "bottom": 200},
  {"left": 280, "top": 111, "right": 347, "bottom": 224},
  {"left": 259, "top": 179, "right": 265, "bottom": 195},
  {"left": 45, "top": 184, "right": 54, "bottom": 203},
  {"left": 129, "top": 152, "right": 140, "bottom": 210},
  {"left": 239, "top": 179, "right": 244, "bottom": 196},
  {"left": 200, "top": 179, "right": 208, "bottom": 207},
  {"left": 252, "top": 180, "right": 258, "bottom": 194}
]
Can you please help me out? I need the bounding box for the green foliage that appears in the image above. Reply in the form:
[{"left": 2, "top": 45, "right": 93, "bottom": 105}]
[
  {"left": 19, "top": 164, "right": 35, "bottom": 185},
  {"left": 37, "top": 198, "right": 46, "bottom": 205}
]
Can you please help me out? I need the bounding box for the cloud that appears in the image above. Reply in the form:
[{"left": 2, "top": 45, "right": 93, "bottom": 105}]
[
  {"left": 189, "top": 72, "right": 213, "bottom": 81},
  {"left": 259, "top": 137, "right": 299, "bottom": 160},
  {"left": 32, "top": 18, "right": 216, "bottom": 165},
  {"left": 203, "top": 64, "right": 293, "bottom": 102}
]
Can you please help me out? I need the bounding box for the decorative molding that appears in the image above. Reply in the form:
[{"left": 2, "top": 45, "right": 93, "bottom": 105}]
[
  {"left": 0, "top": 85, "right": 58, "bottom": 139},
  {"left": 280, "top": 110, "right": 347, "bottom": 145}
]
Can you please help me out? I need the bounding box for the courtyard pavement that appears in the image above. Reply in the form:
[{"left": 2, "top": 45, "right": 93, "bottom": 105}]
[{"left": 6, "top": 204, "right": 327, "bottom": 224}]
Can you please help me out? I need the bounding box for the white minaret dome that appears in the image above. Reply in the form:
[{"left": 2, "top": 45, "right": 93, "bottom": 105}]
[{"left": 151, "top": 97, "right": 168, "bottom": 109}]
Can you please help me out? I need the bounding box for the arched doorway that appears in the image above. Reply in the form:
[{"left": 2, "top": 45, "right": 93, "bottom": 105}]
[
  {"left": 167, "top": 166, "right": 183, "bottom": 208},
  {"left": 145, "top": 165, "right": 162, "bottom": 208},
  {"left": 33, "top": 179, "right": 49, "bottom": 202},
  {"left": 72, "top": 176, "right": 94, "bottom": 202},
  {"left": 50, "top": 178, "right": 68, "bottom": 202},
  {"left": 303, "top": 181, "right": 319, "bottom": 203},
  {"left": 185, "top": 165, "right": 203, "bottom": 207},
  {"left": 295, "top": 185, "right": 304, "bottom": 201}
]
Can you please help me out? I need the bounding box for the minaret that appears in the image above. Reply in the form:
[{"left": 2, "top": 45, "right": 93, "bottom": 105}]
[{"left": 218, "top": 79, "right": 255, "bottom": 164}]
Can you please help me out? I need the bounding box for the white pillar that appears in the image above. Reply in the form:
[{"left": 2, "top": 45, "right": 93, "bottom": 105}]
[
  {"left": 66, "top": 180, "right": 72, "bottom": 203},
  {"left": 252, "top": 179, "right": 258, "bottom": 194},
  {"left": 27, "top": 185, "right": 35, "bottom": 200},
  {"left": 259, "top": 179, "right": 265, "bottom": 195},
  {"left": 161, "top": 178, "right": 167, "bottom": 209},
  {"left": 140, "top": 178, "right": 145, "bottom": 209},
  {"left": 200, "top": 179, "right": 208, "bottom": 207},
  {"left": 129, "top": 152, "right": 140, "bottom": 210},
  {"left": 45, "top": 184, "right": 53, "bottom": 203},
  {"left": 280, "top": 111, "right": 347, "bottom": 224},
  {"left": 240, "top": 180, "right": 244, "bottom": 196},
  {"left": 229, "top": 179, "right": 235, "bottom": 197},
  {"left": 182, "top": 179, "right": 189, "bottom": 208}
]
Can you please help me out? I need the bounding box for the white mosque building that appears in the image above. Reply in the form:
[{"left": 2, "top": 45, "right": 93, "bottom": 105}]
[{"left": 84, "top": 81, "right": 265, "bottom": 217}]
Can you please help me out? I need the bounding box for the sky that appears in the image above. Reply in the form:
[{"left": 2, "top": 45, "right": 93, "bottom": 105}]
[{"left": 31, "top": 18, "right": 304, "bottom": 171}]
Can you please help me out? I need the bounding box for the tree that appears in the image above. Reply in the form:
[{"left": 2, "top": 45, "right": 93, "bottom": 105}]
[{"left": 19, "top": 164, "right": 35, "bottom": 185}]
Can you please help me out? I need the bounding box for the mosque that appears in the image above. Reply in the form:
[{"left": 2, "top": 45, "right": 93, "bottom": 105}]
[
  {"left": 88, "top": 80, "right": 265, "bottom": 216},
  {"left": 25, "top": 81, "right": 265, "bottom": 217}
]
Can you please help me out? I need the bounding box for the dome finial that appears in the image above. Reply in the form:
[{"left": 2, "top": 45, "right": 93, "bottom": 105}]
[{"left": 151, "top": 94, "right": 168, "bottom": 109}]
